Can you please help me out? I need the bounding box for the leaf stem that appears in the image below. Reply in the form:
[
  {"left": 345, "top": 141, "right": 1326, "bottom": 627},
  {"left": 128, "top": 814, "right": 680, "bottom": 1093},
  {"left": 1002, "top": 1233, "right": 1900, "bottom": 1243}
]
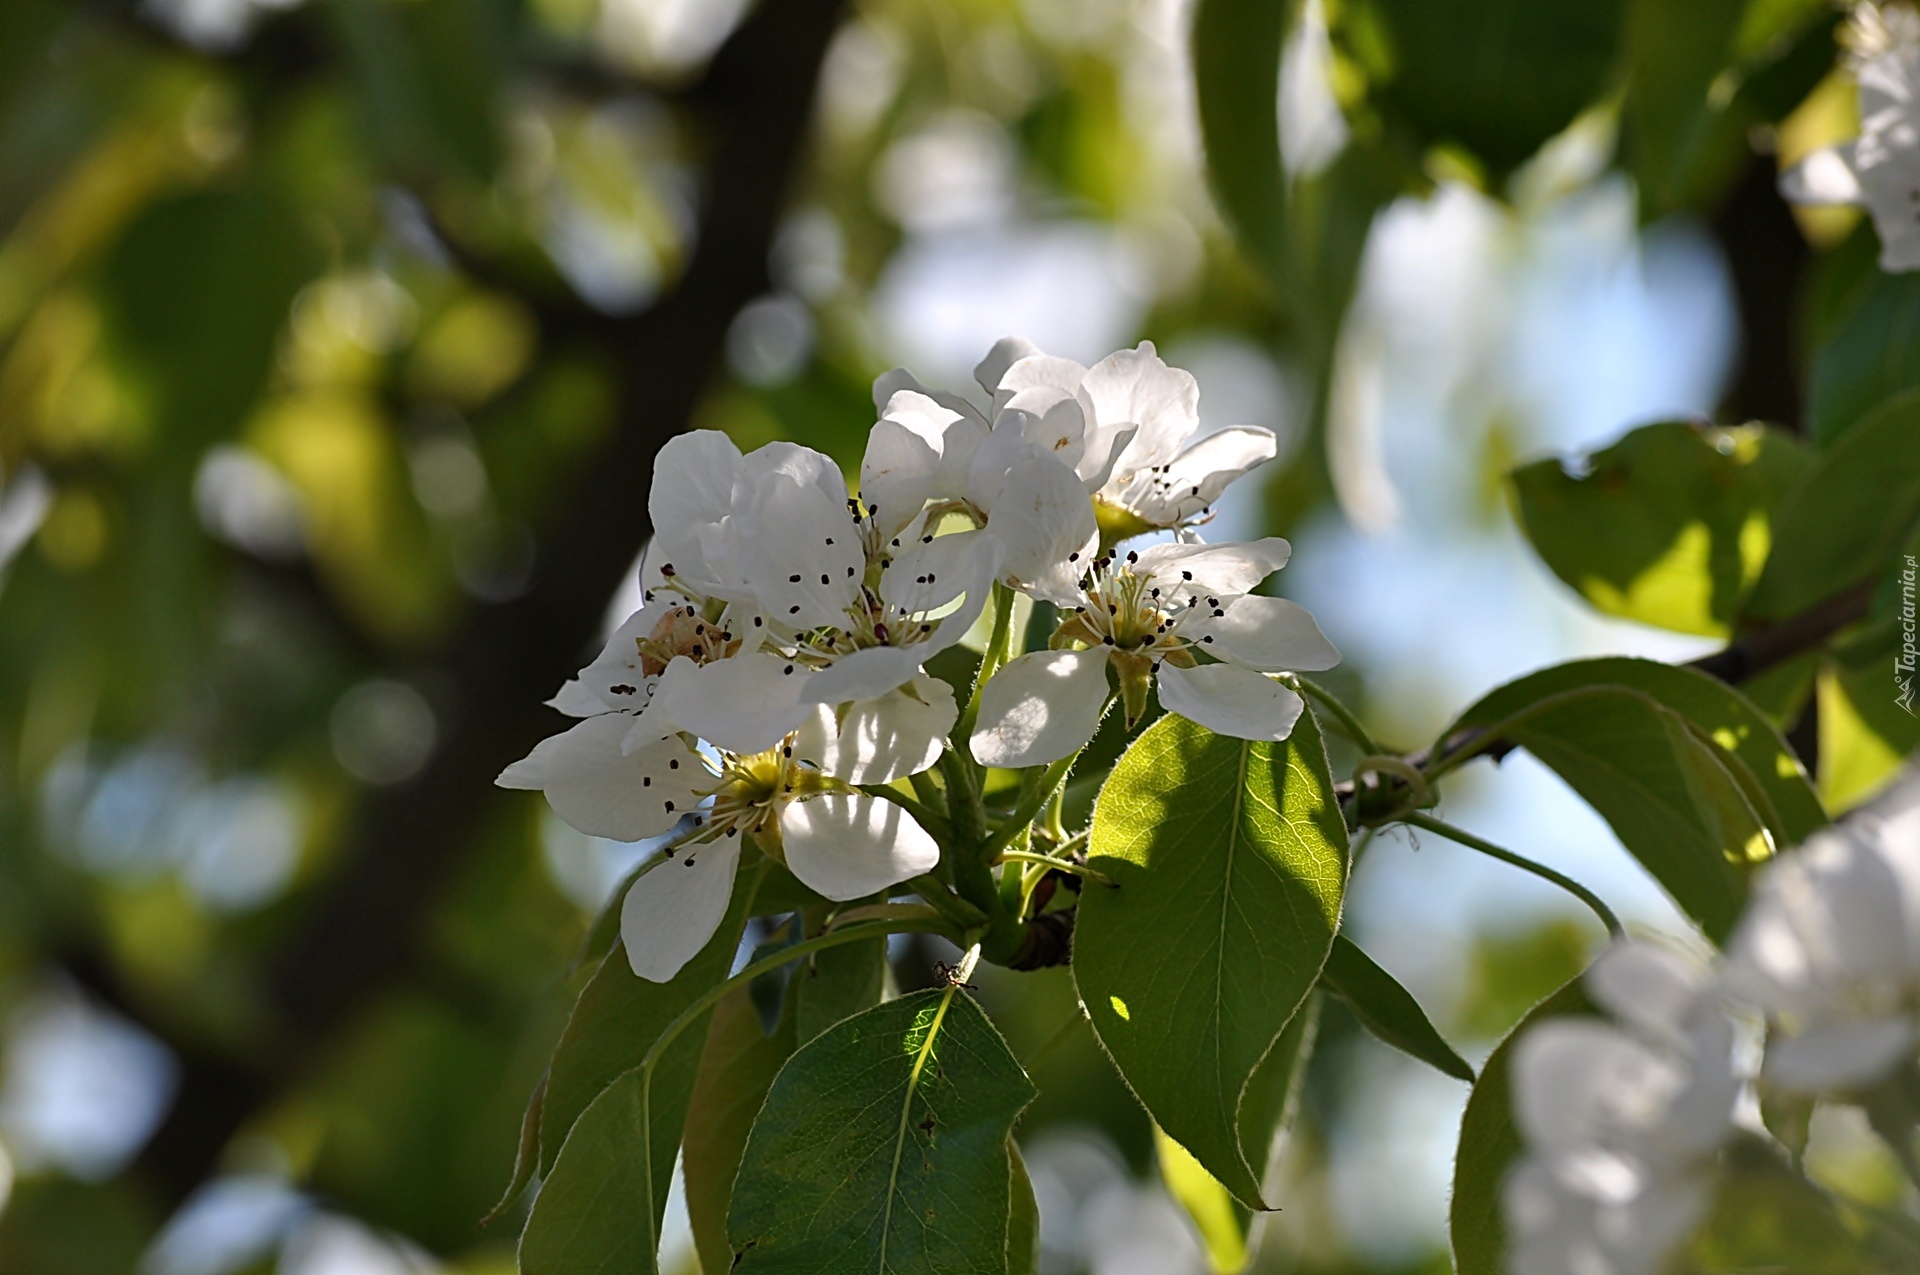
[
  {"left": 858, "top": 783, "right": 951, "bottom": 843},
  {"left": 956, "top": 582, "right": 1018, "bottom": 744},
  {"left": 1401, "top": 812, "right": 1624, "bottom": 940},
  {"left": 996, "top": 849, "right": 1114, "bottom": 887},
  {"left": 983, "top": 751, "right": 1082, "bottom": 861},
  {"left": 1289, "top": 675, "right": 1383, "bottom": 754}
]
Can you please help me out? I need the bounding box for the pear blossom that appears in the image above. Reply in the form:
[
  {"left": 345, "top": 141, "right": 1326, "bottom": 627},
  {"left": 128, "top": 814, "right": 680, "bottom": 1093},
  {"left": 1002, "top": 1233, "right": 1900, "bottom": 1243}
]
[
  {"left": 629, "top": 427, "right": 988, "bottom": 738},
  {"left": 983, "top": 340, "right": 1278, "bottom": 545},
  {"left": 968, "top": 538, "right": 1340, "bottom": 767},
  {"left": 1780, "top": 4, "right": 1920, "bottom": 271},
  {"left": 505, "top": 688, "right": 950, "bottom": 981},
  {"left": 1720, "top": 765, "right": 1920, "bottom": 1095},
  {"left": 1504, "top": 940, "right": 1739, "bottom": 1275}
]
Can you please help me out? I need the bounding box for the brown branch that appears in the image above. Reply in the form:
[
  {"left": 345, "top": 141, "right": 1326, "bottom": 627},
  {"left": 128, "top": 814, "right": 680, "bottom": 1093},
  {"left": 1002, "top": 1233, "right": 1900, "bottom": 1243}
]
[
  {"left": 1341, "top": 578, "right": 1879, "bottom": 812},
  {"left": 126, "top": 0, "right": 850, "bottom": 1215}
]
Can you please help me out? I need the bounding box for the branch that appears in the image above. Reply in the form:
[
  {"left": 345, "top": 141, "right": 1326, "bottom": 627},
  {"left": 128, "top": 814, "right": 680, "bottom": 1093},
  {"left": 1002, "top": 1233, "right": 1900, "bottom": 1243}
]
[{"left": 1337, "top": 578, "right": 1878, "bottom": 810}]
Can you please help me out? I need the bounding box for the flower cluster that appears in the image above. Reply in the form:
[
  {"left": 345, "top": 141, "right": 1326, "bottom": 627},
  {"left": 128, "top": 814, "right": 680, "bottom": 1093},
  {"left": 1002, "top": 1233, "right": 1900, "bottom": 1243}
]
[
  {"left": 1781, "top": 3, "right": 1920, "bottom": 271},
  {"left": 1505, "top": 765, "right": 1920, "bottom": 1275},
  {"left": 499, "top": 338, "right": 1337, "bottom": 981}
]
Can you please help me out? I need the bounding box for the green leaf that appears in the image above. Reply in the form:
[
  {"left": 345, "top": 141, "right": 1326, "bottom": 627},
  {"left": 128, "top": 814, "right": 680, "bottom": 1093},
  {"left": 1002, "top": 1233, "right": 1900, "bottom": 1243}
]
[
  {"left": 728, "top": 988, "right": 1037, "bottom": 1274},
  {"left": 1446, "top": 685, "right": 1772, "bottom": 941},
  {"left": 1156, "top": 993, "right": 1319, "bottom": 1275},
  {"left": 539, "top": 864, "right": 760, "bottom": 1172},
  {"left": 1809, "top": 272, "right": 1920, "bottom": 447},
  {"left": 1622, "top": 0, "right": 1750, "bottom": 211},
  {"left": 1443, "top": 656, "right": 1827, "bottom": 845},
  {"left": 1156, "top": 1127, "right": 1250, "bottom": 1274},
  {"left": 684, "top": 989, "right": 798, "bottom": 1275},
  {"left": 329, "top": 0, "right": 510, "bottom": 183},
  {"left": 794, "top": 932, "right": 888, "bottom": 1043},
  {"left": 1744, "top": 389, "right": 1920, "bottom": 626},
  {"left": 521, "top": 1057, "right": 696, "bottom": 1275},
  {"left": 1234, "top": 990, "right": 1321, "bottom": 1193},
  {"left": 1076, "top": 711, "right": 1347, "bottom": 1209},
  {"left": 1343, "top": 0, "right": 1628, "bottom": 178},
  {"left": 1688, "top": 1135, "right": 1870, "bottom": 1273},
  {"left": 1191, "top": 0, "right": 1290, "bottom": 282},
  {"left": 99, "top": 186, "right": 321, "bottom": 447},
  {"left": 1818, "top": 633, "right": 1920, "bottom": 813},
  {"left": 482, "top": 1068, "right": 546, "bottom": 1225},
  {"left": 1007, "top": 1142, "right": 1040, "bottom": 1275},
  {"left": 1450, "top": 976, "right": 1598, "bottom": 1275},
  {"left": 1511, "top": 422, "right": 1809, "bottom": 637},
  {"left": 1322, "top": 936, "right": 1473, "bottom": 1083}
]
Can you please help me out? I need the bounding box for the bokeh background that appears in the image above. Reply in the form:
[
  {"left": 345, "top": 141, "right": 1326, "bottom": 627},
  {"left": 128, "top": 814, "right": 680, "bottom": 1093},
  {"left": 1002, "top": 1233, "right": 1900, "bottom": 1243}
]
[{"left": 0, "top": 0, "right": 1878, "bottom": 1271}]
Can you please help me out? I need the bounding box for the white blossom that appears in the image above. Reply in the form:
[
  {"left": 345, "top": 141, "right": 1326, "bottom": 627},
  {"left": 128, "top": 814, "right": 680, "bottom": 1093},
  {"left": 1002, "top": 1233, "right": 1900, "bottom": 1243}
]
[
  {"left": 1504, "top": 941, "right": 1738, "bottom": 1275},
  {"left": 985, "top": 340, "right": 1277, "bottom": 542},
  {"left": 969, "top": 538, "right": 1339, "bottom": 767},
  {"left": 1780, "top": 4, "right": 1920, "bottom": 271},
  {"left": 1720, "top": 766, "right": 1920, "bottom": 1094},
  {"left": 517, "top": 702, "right": 946, "bottom": 982}
]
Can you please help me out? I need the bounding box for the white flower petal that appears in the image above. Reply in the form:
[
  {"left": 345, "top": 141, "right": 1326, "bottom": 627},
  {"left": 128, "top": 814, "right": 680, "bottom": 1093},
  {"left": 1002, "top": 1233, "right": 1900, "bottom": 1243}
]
[
  {"left": 861, "top": 416, "right": 943, "bottom": 538},
  {"left": 793, "top": 676, "right": 957, "bottom": 784},
  {"left": 987, "top": 453, "right": 1099, "bottom": 605},
  {"left": 1113, "top": 426, "right": 1277, "bottom": 525},
  {"left": 501, "top": 717, "right": 707, "bottom": 841},
  {"left": 801, "top": 646, "right": 927, "bottom": 706},
  {"left": 1511, "top": 1021, "right": 1680, "bottom": 1151},
  {"left": 1155, "top": 662, "right": 1303, "bottom": 742},
  {"left": 974, "top": 336, "right": 1042, "bottom": 395},
  {"left": 656, "top": 651, "right": 812, "bottom": 755},
  {"left": 997, "top": 385, "right": 1088, "bottom": 473},
  {"left": 1584, "top": 940, "right": 1711, "bottom": 1046},
  {"left": 882, "top": 528, "right": 996, "bottom": 616},
  {"left": 735, "top": 473, "right": 865, "bottom": 629},
  {"left": 1136, "top": 537, "right": 1292, "bottom": 597},
  {"left": 546, "top": 602, "right": 670, "bottom": 716},
  {"left": 970, "top": 648, "right": 1110, "bottom": 767},
  {"left": 872, "top": 367, "right": 988, "bottom": 428},
  {"left": 1190, "top": 596, "right": 1340, "bottom": 672},
  {"left": 993, "top": 352, "right": 1090, "bottom": 416},
  {"left": 780, "top": 793, "right": 942, "bottom": 901},
  {"left": 1079, "top": 341, "right": 1199, "bottom": 473},
  {"left": 641, "top": 433, "right": 737, "bottom": 583},
  {"left": 1779, "top": 144, "right": 1863, "bottom": 206},
  {"left": 620, "top": 838, "right": 742, "bottom": 982},
  {"left": 1764, "top": 1016, "right": 1919, "bottom": 1094}
]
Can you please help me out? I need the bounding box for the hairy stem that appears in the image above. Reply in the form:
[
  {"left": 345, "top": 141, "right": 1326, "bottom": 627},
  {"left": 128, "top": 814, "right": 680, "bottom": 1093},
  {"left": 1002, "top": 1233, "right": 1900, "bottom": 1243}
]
[{"left": 1401, "top": 812, "right": 1623, "bottom": 939}]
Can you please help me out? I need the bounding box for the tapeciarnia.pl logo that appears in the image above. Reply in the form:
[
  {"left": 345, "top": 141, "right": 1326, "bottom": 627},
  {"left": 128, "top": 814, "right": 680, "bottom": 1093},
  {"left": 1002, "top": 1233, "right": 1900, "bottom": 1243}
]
[{"left": 1900, "top": 554, "right": 1917, "bottom": 717}]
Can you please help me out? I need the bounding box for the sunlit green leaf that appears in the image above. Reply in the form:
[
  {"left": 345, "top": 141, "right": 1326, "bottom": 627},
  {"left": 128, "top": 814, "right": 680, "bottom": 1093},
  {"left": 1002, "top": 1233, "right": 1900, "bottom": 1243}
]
[
  {"left": 1322, "top": 936, "right": 1473, "bottom": 1082},
  {"left": 1512, "top": 422, "right": 1808, "bottom": 637},
  {"left": 1818, "top": 630, "right": 1920, "bottom": 813},
  {"left": 1689, "top": 1135, "right": 1870, "bottom": 1272},
  {"left": 1076, "top": 711, "right": 1347, "bottom": 1209},
  {"left": 1450, "top": 975, "right": 1597, "bottom": 1275},
  {"left": 728, "top": 989, "right": 1037, "bottom": 1274},
  {"left": 1444, "top": 656, "right": 1827, "bottom": 846},
  {"left": 1157, "top": 1126, "right": 1250, "bottom": 1274}
]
